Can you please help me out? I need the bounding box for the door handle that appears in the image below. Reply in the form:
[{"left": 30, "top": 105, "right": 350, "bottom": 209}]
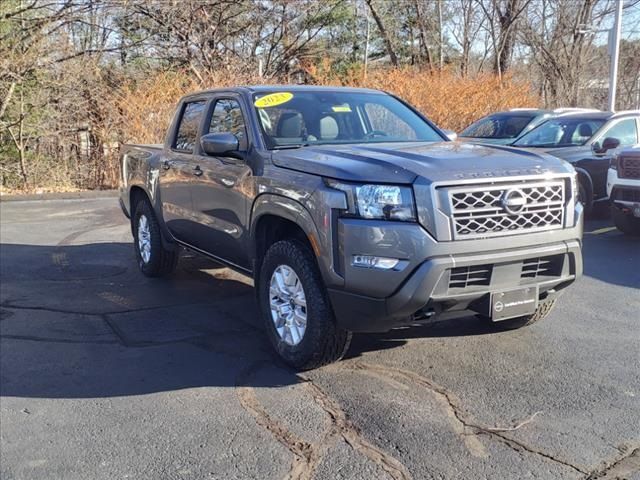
[
  {"left": 162, "top": 160, "right": 171, "bottom": 170},
  {"left": 193, "top": 166, "right": 203, "bottom": 177}
]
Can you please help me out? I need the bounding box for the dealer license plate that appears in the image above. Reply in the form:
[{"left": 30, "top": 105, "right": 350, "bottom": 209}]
[{"left": 491, "top": 286, "right": 538, "bottom": 321}]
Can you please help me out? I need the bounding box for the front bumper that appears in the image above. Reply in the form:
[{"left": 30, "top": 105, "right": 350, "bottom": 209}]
[
  {"left": 609, "top": 184, "right": 640, "bottom": 211},
  {"left": 329, "top": 239, "right": 582, "bottom": 332}
]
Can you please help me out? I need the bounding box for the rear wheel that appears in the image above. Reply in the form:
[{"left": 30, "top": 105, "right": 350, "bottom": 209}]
[
  {"left": 486, "top": 299, "right": 556, "bottom": 330},
  {"left": 258, "top": 240, "right": 352, "bottom": 370},
  {"left": 612, "top": 206, "right": 640, "bottom": 236},
  {"left": 132, "top": 198, "right": 178, "bottom": 277}
]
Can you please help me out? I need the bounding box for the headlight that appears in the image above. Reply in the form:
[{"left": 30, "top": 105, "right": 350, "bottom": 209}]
[{"left": 327, "top": 181, "right": 416, "bottom": 222}]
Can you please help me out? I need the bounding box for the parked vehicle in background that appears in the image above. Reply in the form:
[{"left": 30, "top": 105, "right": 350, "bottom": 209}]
[
  {"left": 511, "top": 110, "right": 640, "bottom": 213},
  {"left": 458, "top": 108, "right": 599, "bottom": 146},
  {"left": 607, "top": 145, "right": 640, "bottom": 235},
  {"left": 459, "top": 109, "right": 552, "bottom": 145},
  {"left": 119, "top": 86, "right": 583, "bottom": 370}
]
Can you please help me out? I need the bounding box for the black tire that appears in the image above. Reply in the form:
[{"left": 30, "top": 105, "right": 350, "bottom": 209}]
[
  {"left": 486, "top": 298, "right": 557, "bottom": 330},
  {"left": 258, "top": 240, "right": 352, "bottom": 370},
  {"left": 132, "top": 198, "right": 178, "bottom": 277},
  {"left": 612, "top": 206, "right": 640, "bottom": 236},
  {"left": 577, "top": 179, "right": 593, "bottom": 216}
]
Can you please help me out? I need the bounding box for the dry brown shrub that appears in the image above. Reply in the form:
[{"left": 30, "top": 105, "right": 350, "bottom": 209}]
[
  {"left": 357, "top": 68, "right": 540, "bottom": 131},
  {"left": 113, "top": 65, "right": 540, "bottom": 146},
  {"left": 113, "top": 70, "right": 265, "bottom": 145},
  {"left": 303, "top": 63, "right": 541, "bottom": 132}
]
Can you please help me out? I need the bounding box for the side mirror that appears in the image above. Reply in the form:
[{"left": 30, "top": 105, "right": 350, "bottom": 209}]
[
  {"left": 200, "top": 132, "right": 239, "bottom": 156},
  {"left": 442, "top": 129, "right": 458, "bottom": 141},
  {"left": 592, "top": 137, "right": 620, "bottom": 155},
  {"left": 601, "top": 137, "right": 620, "bottom": 152}
]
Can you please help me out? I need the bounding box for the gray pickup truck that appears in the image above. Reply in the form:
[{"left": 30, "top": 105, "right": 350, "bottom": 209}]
[{"left": 119, "top": 86, "right": 583, "bottom": 370}]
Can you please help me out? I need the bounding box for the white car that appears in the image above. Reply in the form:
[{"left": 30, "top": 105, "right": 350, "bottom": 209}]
[{"left": 607, "top": 145, "right": 640, "bottom": 235}]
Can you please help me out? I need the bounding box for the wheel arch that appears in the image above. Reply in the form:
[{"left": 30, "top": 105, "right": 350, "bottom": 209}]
[
  {"left": 574, "top": 166, "right": 594, "bottom": 210},
  {"left": 128, "top": 184, "right": 176, "bottom": 250},
  {"left": 249, "top": 194, "right": 342, "bottom": 287}
]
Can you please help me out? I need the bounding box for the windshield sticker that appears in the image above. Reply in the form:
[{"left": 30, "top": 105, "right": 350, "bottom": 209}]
[
  {"left": 331, "top": 104, "right": 351, "bottom": 113},
  {"left": 254, "top": 92, "right": 293, "bottom": 108}
]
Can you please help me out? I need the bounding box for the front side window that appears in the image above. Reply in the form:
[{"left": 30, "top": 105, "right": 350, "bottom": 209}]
[
  {"left": 209, "top": 98, "right": 248, "bottom": 150},
  {"left": 600, "top": 118, "right": 638, "bottom": 146},
  {"left": 253, "top": 91, "right": 443, "bottom": 149},
  {"left": 514, "top": 117, "right": 606, "bottom": 147},
  {"left": 174, "top": 101, "right": 206, "bottom": 152},
  {"left": 461, "top": 114, "right": 536, "bottom": 139}
]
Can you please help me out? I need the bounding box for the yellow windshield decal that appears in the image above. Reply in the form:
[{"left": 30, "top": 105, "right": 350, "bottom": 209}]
[
  {"left": 254, "top": 92, "right": 293, "bottom": 108},
  {"left": 332, "top": 104, "right": 351, "bottom": 113}
]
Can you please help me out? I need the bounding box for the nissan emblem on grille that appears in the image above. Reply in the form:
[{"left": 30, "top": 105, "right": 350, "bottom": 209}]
[
  {"left": 501, "top": 189, "right": 527, "bottom": 215},
  {"left": 444, "top": 180, "right": 566, "bottom": 239}
]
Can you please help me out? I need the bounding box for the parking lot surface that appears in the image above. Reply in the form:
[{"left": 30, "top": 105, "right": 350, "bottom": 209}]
[{"left": 1, "top": 197, "right": 639, "bottom": 480}]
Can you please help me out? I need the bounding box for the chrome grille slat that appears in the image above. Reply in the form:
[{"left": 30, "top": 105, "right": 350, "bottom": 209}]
[{"left": 444, "top": 180, "right": 566, "bottom": 239}]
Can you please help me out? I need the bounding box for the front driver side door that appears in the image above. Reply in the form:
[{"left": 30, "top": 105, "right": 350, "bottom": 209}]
[{"left": 189, "top": 96, "right": 253, "bottom": 270}]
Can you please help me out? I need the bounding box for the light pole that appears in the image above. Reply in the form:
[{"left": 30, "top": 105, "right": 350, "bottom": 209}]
[
  {"left": 577, "top": 1, "right": 624, "bottom": 112},
  {"left": 608, "top": 0, "right": 623, "bottom": 111}
]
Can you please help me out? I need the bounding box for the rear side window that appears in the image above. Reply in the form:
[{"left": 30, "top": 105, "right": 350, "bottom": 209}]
[
  {"left": 209, "top": 99, "right": 248, "bottom": 150},
  {"left": 174, "top": 101, "right": 206, "bottom": 152}
]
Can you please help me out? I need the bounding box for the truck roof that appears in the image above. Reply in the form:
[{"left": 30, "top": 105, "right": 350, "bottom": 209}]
[{"left": 182, "top": 84, "right": 385, "bottom": 100}]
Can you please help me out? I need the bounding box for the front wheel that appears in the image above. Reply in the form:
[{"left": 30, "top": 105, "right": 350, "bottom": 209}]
[
  {"left": 612, "top": 206, "right": 640, "bottom": 236},
  {"left": 258, "top": 240, "right": 352, "bottom": 370},
  {"left": 486, "top": 299, "right": 557, "bottom": 330}
]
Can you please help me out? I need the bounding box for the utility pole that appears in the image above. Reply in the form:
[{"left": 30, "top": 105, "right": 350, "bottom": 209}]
[
  {"left": 438, "top": 0, "right": 443, "bottom": 69},
  {"left": 364, "top": 11, "right": 370, "bottom": 80},
  {"left": 608, "top": 0, "right": 623, "bottom": 111}
]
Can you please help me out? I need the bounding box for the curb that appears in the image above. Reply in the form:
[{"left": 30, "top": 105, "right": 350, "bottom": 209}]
[{"left": 0, "top": 190, "right": 119, "bottom": 202}]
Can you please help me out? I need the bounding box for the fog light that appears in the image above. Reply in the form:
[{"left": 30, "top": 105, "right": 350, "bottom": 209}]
[{"left": 352, "top": 255, "right": 400, "bottom": 270}]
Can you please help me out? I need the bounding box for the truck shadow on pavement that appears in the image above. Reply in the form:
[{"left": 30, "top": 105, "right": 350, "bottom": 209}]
[{"left": 0, "top": 242, "right": 304, "bottom": 399}]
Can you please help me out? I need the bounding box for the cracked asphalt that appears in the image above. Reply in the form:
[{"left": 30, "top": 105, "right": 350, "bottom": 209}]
[{"left": 0, "top": 197, "right": 638, "bottom": 480}]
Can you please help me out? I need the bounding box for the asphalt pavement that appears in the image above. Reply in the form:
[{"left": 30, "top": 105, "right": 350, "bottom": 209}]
[{"left": 0, "top": 197, "right": 638, "bottom": 480}]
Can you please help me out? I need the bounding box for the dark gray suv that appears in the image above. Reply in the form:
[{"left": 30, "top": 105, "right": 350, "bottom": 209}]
[{"left": 119, "top": 86, "right": 584, "bottom": 370}]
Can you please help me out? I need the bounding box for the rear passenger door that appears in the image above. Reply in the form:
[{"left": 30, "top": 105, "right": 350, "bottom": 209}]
[
  {"left": 159, "top": 99, "right": 207, "bottom": 241},
  {"left": 189, "top": 96, "right": 253, "bottom": 269}
]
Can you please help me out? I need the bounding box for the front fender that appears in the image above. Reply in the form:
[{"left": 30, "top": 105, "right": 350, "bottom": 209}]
[
  {"left": 250, "top": 193, "right": 345, "bottom": 288},
  {"left": 574, "top": 166, "right": 594, "bottom": 209}
]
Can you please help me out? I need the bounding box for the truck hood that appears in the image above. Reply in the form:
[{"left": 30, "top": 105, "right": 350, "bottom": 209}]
[
  {"left": 457, "top": 137, "right": 514, "bottom": 146},
  {"left": 271, "top": 141, "right": 573, "bottom": 184}
]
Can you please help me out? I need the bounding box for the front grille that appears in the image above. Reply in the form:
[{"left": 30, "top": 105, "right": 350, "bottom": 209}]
[
  {"left": 619, "top": 156, "right": 640, "bottom": 179},
  {"left": 448, "top": 264, "right": 492, "bottom": 289},
  {"left": 614, "top": 187, "right": 640, "bottom": 203},
  {"left": 521, "top": 255, "right": 563, "bottom": 279},
  {"left": 445, "top": 181, "right": 565, "bottom": 239}
]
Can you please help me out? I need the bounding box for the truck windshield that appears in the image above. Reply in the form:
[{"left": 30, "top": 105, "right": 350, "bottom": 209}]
[
  {"left": 253, "top": 91, "right": 443, "bottom": 149},
  {"left": 513, "top": 117, "right": 606, "bottom": 147}
]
